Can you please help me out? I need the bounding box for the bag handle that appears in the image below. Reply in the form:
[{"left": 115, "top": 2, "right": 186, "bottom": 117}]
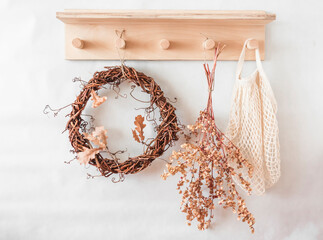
[{"left": 236, "top": 38, "right": 263, "bottom": 78}]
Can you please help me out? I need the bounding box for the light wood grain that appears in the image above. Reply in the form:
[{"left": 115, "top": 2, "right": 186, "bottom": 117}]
[
  {"left": 203, "top": 39, "right": 216, "bottom": 50},
  {"left": 57, "top": 10, "right": 275, "bottom": 23},
  {"left": 115, "top": 38, "right": 126, "bottom": 49},
  {"left": 247, "top": 39, "right": 259, "bottom": 49},
  {"left": 57, "top": 10, "right": 275, "bottom": 60},
  {"left": 160, "top": 39, "right": 170, "bottom": 50},
  {"left": 72, "top": 38, "right": 84, "bottom": 49}
]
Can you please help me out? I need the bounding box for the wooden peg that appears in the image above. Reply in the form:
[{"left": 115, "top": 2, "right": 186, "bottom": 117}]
[
  {"left": 72, "top": 38, "right": 84, "bottom": 49},
  {"left": 116, "top": 38, "right": 126, "bottom": 49},
  {"left": 160, "top": 39, "right": 170, "bottom": 50},
  {"left": 203, "top": 39, "right": 215, "bottom": 50},
  {"left": 247, "top": 39, "right": 259, "bottom": 49}
]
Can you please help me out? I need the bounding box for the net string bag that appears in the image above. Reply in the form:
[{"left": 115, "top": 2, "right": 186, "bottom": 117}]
[{"left": 226, "top": 39, "right": 281, "bottom": 195}]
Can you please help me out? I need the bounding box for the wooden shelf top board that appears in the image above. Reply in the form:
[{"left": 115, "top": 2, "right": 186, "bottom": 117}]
[{"left": 57, "top": 10, "right": 276, "bottom": 24}]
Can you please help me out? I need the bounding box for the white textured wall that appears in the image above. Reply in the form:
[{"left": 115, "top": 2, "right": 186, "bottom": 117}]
[{"left": 1, "top": 0, "right": 322, "bottom": 239}]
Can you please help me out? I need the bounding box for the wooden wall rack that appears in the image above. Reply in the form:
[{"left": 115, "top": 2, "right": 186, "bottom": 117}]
[{"left": 56, "top": 10, "right": 276, "bottom": 61}]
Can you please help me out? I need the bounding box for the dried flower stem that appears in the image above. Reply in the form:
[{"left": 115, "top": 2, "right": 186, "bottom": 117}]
[{"left": 162, "top": 44, "right": 255, "bottom": 233}]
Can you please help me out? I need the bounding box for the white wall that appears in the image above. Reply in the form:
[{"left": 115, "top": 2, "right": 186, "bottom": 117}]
[{"left": 0, "top": 0, "right": 322, "bottom": 239}]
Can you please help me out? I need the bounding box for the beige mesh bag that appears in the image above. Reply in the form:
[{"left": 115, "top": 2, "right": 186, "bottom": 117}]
[{"left": 226, "top": 39, "right": 280, "bottom": 195}]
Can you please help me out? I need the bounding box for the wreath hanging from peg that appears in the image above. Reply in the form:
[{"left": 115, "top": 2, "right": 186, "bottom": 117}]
[{"left": 46, "top": 65, "right": 180, "bottom": 181}]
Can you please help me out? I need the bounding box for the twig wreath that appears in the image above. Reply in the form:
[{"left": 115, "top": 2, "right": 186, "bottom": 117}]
[{"left": 45, "top": 65, "right": 180, "bottom": 181}]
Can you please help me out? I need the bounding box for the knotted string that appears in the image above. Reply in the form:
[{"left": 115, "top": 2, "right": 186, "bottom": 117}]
[
  {"left": 115, "top": 29, "right": 126, "bottom": 78},
  {"left": 203, "top": 43, "right": 221, "bottom": 120}
]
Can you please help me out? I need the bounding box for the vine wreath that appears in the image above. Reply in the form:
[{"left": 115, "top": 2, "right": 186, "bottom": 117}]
[{"left": 66, "top": 65, "right": 180, "bottom": 179}]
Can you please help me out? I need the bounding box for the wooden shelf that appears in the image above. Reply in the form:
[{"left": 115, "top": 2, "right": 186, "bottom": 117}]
[
  {"left": 56, "top": 10, "right": 276, "bottom": 60},
  {"left": 57, "top": 10, "right": 275, "bottom": 22}
]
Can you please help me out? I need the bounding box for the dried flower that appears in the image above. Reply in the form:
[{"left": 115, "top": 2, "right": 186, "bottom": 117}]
[
  {"left": 90, "top": 90, "right": 107, "bottom": 108},
  {"left": 132, "top": 115, "right": 146, "bottom": 143},
  {"left": 83, "top": 126, "right": 108, "bottom": 149},
  {"left": 77, "top": 126, "right": 108, "bottom": 165},
  {"left": 77, "top": 148, "right": 101, "bottom": 165},
  {"left": 162, "top": 44, "right": 255, "bottom": 233}
]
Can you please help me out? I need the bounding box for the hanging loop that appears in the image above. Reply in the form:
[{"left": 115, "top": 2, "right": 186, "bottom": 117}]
[{"left": 115, "top": 29, "right": 126, "bottom": 49}]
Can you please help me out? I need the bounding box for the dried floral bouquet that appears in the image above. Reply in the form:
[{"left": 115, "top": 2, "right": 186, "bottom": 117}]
[{"left": 162, "top": 44, "right": 255, "bottom": 233}]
